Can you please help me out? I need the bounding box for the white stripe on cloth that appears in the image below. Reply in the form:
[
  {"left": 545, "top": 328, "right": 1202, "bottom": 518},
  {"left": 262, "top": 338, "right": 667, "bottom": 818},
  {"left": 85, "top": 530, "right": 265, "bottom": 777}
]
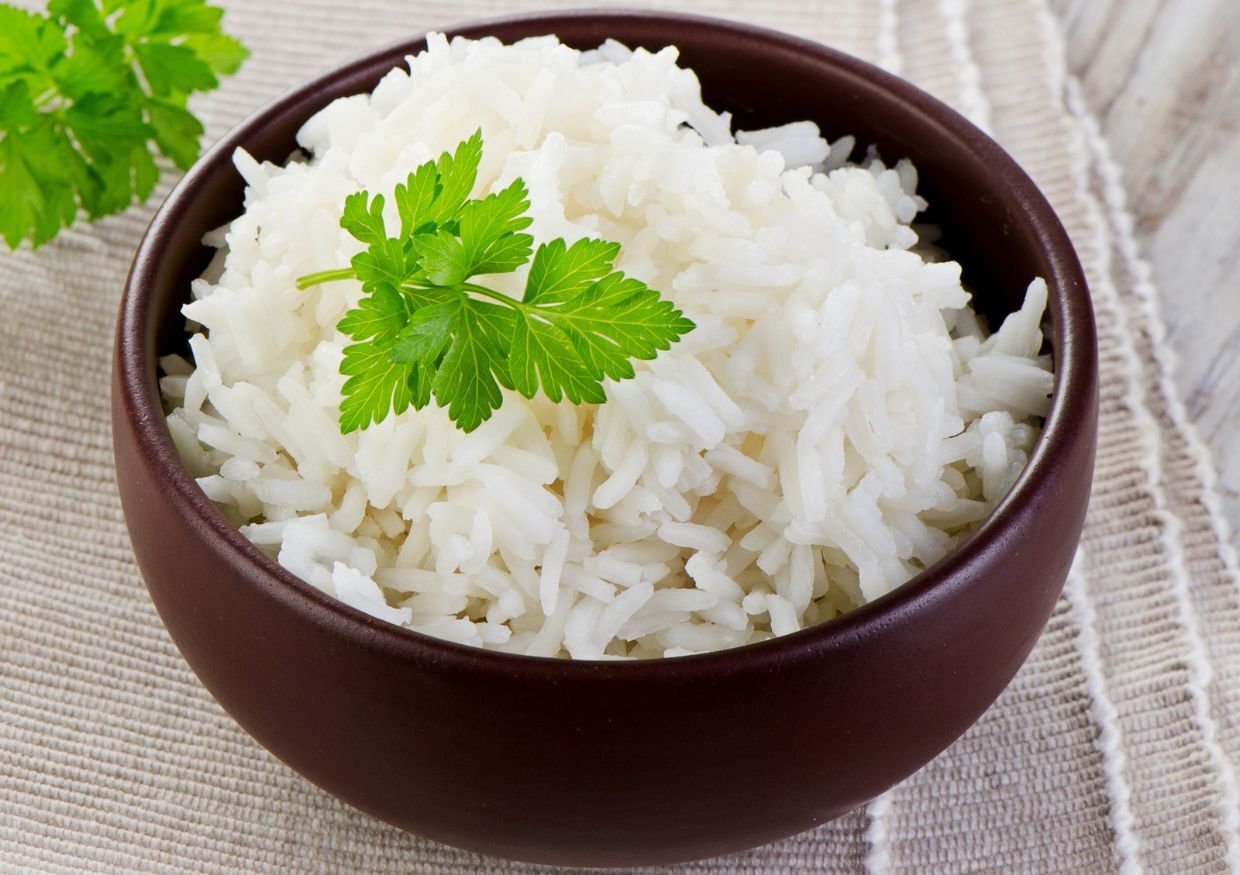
[
  {"left": 864, "top": 791, "right": 895, "bottom": 875},
  {"left": 939, "top": 0, "right": 992, "bottom": 132},
  {"left": 1065, "top": 554, "right": 1143, "bottom": 875},
  {"left": 877, "top": 0, "right": 903, "bottom": 74}
]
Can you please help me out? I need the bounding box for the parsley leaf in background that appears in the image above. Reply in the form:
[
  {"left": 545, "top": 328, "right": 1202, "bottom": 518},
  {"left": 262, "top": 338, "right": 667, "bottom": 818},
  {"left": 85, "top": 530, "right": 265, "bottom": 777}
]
[
  {"left": 0, "top": 0, "right": 247, "bottom": 248},
  {"left": 298, "top": 133, "right": 696, "bottom": 434}
]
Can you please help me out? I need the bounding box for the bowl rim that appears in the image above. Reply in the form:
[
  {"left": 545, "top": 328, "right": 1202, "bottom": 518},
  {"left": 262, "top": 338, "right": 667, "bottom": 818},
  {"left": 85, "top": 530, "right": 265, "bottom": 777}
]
[{"left": 117, "top": 8, "right": 1096, "bottom": 679}]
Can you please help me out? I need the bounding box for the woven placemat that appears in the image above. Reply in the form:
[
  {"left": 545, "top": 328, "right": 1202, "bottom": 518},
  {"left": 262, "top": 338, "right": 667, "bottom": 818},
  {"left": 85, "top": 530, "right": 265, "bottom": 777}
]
[{"left": 2, "top": 1, "right": 1238, "bottom": 871}]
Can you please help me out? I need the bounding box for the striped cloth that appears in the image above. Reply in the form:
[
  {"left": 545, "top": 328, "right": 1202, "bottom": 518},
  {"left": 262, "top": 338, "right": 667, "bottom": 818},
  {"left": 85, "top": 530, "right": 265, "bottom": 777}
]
[{"left": 2, "top": 0, "right": 1238, "bottom": 871}]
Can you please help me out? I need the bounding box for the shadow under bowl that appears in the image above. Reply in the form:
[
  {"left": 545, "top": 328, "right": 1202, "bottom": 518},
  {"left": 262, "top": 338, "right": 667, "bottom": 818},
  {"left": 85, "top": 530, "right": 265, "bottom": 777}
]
[{"left": 112, "top": 10, "right": 1098, "bottom": 868}]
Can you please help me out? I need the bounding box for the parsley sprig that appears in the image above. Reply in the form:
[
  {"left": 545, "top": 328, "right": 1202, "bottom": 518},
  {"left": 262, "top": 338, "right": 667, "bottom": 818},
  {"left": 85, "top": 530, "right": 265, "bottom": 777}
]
[
  {"left": 298, "top": 131, "right": 696, "bottom": 434},
  {"left": 0, "top": 0, "right": 247, "bottom": 248}
]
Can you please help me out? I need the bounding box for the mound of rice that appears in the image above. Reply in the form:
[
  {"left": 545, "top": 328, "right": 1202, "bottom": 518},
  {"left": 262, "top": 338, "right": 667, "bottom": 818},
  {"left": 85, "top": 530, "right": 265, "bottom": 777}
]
[{"left": 160, "top": 34, "right": 1054, "bottom": 659}]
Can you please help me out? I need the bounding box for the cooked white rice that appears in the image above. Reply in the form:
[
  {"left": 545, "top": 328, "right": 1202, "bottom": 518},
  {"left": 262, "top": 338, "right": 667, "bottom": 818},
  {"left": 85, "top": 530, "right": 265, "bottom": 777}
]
[{"left": 161, "top": 34, "right": 1054, "bottom": 659}]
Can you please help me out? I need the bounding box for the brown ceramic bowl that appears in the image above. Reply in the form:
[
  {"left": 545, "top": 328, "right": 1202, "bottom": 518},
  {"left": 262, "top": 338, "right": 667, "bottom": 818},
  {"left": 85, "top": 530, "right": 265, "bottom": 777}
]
[{"left": 112, "top": 10, "right": 1098, "bottom": 868}]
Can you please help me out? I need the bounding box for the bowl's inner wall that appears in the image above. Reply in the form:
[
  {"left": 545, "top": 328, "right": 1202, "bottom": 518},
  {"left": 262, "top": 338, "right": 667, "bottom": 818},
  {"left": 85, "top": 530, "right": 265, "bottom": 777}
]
[{"left": 150, "top": 18, "right": 1047, "bottom": 369}]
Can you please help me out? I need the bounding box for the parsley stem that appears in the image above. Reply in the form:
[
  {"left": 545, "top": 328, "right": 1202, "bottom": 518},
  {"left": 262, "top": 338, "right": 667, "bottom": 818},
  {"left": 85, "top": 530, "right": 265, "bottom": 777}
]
[
  {"left": 296, "top": 267, "right": 356, "bottom": 290},
  {"left": 456, "top": 281, "right": 531, "bottom": 312}
]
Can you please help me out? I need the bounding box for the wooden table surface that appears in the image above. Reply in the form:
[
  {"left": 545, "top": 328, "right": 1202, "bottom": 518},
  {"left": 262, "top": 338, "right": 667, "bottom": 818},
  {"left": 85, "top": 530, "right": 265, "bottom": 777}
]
[{"left": 1053, "top": 0, "right": 1240, "bottom": 538}]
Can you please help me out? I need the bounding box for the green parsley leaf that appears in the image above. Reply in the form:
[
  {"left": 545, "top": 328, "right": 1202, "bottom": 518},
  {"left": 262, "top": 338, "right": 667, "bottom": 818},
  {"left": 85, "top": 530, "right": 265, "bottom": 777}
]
[
  {"left": 430, "top": 303, "right": 511, "bottom": 433},
  {"left": 0, "top": 115, "right": 86, "bottom": 247},
  {"left": 66, "top": 92, "right": 152, "bottom": 212},
  {"left": 393, "top": 159, "right": 440, "bottom": 238},
  {"left": 340, "top": 190, "right": 388, "bottom": 246},
  {"left": 298, "top": 133, "right": 695, "bottom": 434},
  {"left": 148, "top": 1, "right": 225, "bottom": 37},
  {"left": 0, "top": 7, "right": 67, "bottom": 79},
  {"left": 181, "top": 31, "right": 247, "bottom": 76},
  {"left": 390, "top": 298, "right": 460, "bottom": 365},
  {"left": 47, "top": 0, "right": 110, "bottom": 38},
  {"left": 350, "top": 237, "right": 415, "bottom": 294},
  {"left": 459, "top": 178, "right": 533, "bottom": 246},
  {"left": 0, "top": 80, "right": 34, "bottom": 129},
  {"left": 430, "top": 128, "right": 482, "bottom": 225},
  {"left": 418, "top": 179, "right": 534, "bottom": 284},
  {"left": 134, "top": 41, "right": 217, "bottom": 97},
  {"left": 143, "top": 96, "right": 204, "bottom": 170},
  {"left": 414, "top": 228, "right": 466, "bottom": 286},
  {"left": 337, "top": 284, "right": 412, "bottom": 434},
  {"left": 110, "top": 0, "right": 151, "bottom": 36},
  {"left": 524, "top": 236, "right": 622, "bottom": 304},
  {"left": 545, "top": 272, "right": 698, "bottom": 371},
  {"left": 338, "top": 284, "right": 408, "bottom": 341},
  {"left": 339, "top": 336, "right": 415, "bottom": 434},
  {"left": 51, "top": 31, "right": 129, "bottom": 99},
  {"left": 509, "top": 312, "right": 608, "bottom": 405},
  {"left": 0, "top": 0, "right": 248, "bottom": 248}
]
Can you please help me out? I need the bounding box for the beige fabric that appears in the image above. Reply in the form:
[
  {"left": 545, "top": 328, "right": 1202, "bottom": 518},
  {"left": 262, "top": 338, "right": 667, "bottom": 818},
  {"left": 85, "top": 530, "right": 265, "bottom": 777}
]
[{"left": 2, "top": 0, "right": 1238, "bottom": 871}]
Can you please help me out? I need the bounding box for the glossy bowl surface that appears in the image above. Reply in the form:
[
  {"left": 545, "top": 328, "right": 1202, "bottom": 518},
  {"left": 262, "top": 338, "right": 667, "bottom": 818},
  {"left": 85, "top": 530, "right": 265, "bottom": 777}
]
[{"left": 113, "top": 11, "right": 1098, "bottom": 867}]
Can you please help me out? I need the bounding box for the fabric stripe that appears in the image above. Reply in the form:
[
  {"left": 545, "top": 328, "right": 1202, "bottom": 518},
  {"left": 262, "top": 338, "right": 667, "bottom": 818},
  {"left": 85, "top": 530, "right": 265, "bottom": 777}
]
[
  {"left": 876, "top": 0, "right": 903, "bottom": 73},
  {"left": 1067, "top": 80, "right": 1240, "bottom": 871},
  {"left": 1064, "top": 555, "right": 1142, "bottom": 875},
  {"left": 937, "top": 0, "right": 991, "bottom": 132},
  {"left": 893, "top": 0, "right": 971, "bottom": 122},
  {"left": 863, "top": 792, "right": 894, "bottom": 875}
]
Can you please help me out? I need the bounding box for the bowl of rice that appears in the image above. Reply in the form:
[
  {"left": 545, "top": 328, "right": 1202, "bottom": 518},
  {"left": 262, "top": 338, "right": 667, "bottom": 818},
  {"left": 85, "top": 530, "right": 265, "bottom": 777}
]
[{"left": 112, "top": 10, "right": 1098, "bottom": 867}]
